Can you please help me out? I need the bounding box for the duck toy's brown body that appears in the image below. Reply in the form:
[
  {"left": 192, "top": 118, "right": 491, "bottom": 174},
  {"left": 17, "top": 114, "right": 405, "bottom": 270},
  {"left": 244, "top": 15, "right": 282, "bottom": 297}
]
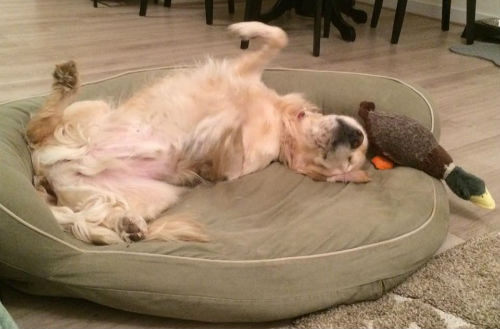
[{"left": 358, "top": 101, "right": 495, "bottom": 209}]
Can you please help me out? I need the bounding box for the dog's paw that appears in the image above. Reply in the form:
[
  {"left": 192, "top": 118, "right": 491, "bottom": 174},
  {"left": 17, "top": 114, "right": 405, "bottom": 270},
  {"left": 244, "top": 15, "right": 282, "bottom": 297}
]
[
  {"left": 327, "top": 170, "right": 370, "bottom": 184},
  {"left": 118, "top": 214, "right": 148, "bottom": 243},
  {"left": 53, "top": 60, "right": 79, "bottom": 92},
  {"left": 228, "top": 22, "right": 287, "bottom": 48}
]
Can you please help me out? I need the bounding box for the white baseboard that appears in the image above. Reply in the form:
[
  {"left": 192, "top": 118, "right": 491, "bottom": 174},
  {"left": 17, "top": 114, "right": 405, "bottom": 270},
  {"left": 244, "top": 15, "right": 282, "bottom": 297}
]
[{"left": 357, "top": 0, "right": 496, "bottom": 25}]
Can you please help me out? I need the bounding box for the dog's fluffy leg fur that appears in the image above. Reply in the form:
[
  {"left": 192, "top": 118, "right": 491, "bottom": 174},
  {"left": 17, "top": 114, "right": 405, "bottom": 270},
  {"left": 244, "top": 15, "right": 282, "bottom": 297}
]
[
  {"left": 28, "top": 61, "right": 210, "bottom": 245},
  {"left": 26, "top": 60, "right": 80, "bottom": 146},
  {"left": 228, "top": 21, "right": 288, "bottom": 79},
  {"left": 146, "top": 214, "right": 210, "bottom": 242}
]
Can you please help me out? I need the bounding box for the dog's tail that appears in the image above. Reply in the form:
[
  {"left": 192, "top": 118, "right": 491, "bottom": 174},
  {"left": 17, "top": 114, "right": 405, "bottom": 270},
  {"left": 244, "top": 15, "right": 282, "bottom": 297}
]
[
  {"left": 228, "top": 21, "right": 288, "bottom": 77},
  {"left": 26, "top": 60, "right": 80, "bottom": 146}
]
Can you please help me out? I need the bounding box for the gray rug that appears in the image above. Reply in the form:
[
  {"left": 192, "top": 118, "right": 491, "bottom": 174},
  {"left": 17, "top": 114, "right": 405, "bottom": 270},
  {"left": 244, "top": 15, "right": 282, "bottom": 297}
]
[
  {"left": 293, "top": 233, "right": 500, "bottom": 329},
  {"left": 450, "top": 41, "right": 500, "bottom": 67}
]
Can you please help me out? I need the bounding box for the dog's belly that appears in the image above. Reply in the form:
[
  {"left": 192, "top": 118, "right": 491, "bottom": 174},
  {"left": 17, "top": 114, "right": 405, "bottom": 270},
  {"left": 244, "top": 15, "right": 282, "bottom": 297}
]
[{"left": 87, "top": 122, "right": 179, "bottom": 181}]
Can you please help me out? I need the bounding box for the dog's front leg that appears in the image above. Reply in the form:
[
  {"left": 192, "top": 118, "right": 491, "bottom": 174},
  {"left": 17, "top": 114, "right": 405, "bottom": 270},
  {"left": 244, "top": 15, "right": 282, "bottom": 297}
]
[
  {"left": 327, "top": 170, "right": 370, "bottom": 184},
  {"left": 311, "top": 156, "right": 370, "bottom": 184}
]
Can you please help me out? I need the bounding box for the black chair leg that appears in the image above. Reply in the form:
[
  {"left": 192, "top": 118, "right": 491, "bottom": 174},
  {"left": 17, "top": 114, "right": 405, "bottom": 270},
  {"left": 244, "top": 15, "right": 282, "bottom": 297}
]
[
  {"left": 341, "top": 0, "right": 367, "bottom": 24},
  {"left": 465, "top": 0, "right": 476, "bottom": 44},
  {"left": 323, "top": 0, "right": 332, "bottom": 38},
  {"left": 391, "top": 0, "right": 407, "bottom": 44},
  {"left": 259, "top": 0, "right": 291, "bottom": 22},
  {"left": 205, "top": 0, "right": 213, "bottom": 24},
  {"left": 93, "top": 0, "right": 98, "bottom": 8},
  {"left": 139, "top": 0, "right": 148, "bottom": 16},
  {"left": 164, "top": 0, "right": 171, "bottom": 7},
  {"left": 370, "top": 0, "right": 383, "bottom": 28},
  {"left": 228, "top": 0, "right": 235, "bottom": 14},
  {"left": 331, "top": 0, "right": 356, "bottom": 41},
  {"left": 313, "top": 0, "right": 324, "bottom": 56},
  {"left": 441, "top": 0, "right": 451, "bottom": 30},
  {"left": 240, "top": 0, "right": 262, "bottom": 49}
]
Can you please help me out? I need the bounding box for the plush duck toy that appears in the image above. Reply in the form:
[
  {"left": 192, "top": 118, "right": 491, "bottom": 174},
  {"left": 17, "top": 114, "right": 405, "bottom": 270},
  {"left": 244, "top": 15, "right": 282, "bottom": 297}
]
[{"left": 358, "top": 101, "right": 495, "bottom": 209}]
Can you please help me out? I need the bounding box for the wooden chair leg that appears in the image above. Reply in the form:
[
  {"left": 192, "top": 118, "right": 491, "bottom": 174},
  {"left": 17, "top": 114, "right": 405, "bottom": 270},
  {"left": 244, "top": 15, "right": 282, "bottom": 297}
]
[
  {"left": 313, "top": 0, "right": 324, "bottom": 56},
  {"left": 331, "top": 0, "right": 356, "bottom": 41},
  {"left": 391, "top": 0, "right": 407, "bottom": 44},
  {"left": 465, "top": 0, "right": 476, "bottom": 44},
  {"left": 441, "top": 0, "right": 451, "bottom": 30},
  {"left": 93, "top": 0, "right": 98, "bottom": 8},
  {"left": 205, "top": 0, "right": 213, "bottom": 25},
  {"left": 206, "top": 0, "right": 233, "bottom": 24},
  {"left": 228, "top": 0, "right": 235, "bottom": 14},
  {"left": 240, "top": 0, "right": 262, "bottom": 49},
  {"left": 323, "top": 0, "right": 332, "bottom": 38},
  {"left": 370, "top": 0, "right": 383, "bottom": 28},
  {"left": 139, "top": 0, "right": 148, "bottom": 16},
  {"left": 164, "top": 0, "right": 171, "bottom": 7}
]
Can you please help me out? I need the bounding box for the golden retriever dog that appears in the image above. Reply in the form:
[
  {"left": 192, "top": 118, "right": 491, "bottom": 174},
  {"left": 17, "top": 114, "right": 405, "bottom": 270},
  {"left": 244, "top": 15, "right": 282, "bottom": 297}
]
[{"left": 26, "top": 22, "right": 369, "bottom": 245}]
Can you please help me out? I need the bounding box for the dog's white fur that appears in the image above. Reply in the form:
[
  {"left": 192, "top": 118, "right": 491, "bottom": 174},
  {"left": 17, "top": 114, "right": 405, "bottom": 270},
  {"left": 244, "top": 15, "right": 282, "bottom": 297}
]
[{"left": 26, "top": 22, "right": 369, "bottom": 245}]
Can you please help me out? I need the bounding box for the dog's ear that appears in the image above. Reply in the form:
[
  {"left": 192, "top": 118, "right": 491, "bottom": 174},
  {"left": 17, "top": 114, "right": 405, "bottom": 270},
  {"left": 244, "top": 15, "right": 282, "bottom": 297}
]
[{"left": 276, "top": 93, "right": 309, "bottom": 117}]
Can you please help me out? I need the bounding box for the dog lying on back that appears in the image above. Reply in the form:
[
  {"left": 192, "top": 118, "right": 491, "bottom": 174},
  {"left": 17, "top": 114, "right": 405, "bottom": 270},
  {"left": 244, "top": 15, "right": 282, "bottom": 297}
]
[{"left": 26, "top": 22, "right": 369, "bottom": 245}]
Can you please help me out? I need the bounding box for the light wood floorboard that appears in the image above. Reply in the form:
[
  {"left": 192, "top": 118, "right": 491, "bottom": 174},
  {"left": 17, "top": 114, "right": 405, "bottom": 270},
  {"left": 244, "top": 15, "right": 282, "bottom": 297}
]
[{"left": 0, "top": 0, "right": 498, "bottom": 328}]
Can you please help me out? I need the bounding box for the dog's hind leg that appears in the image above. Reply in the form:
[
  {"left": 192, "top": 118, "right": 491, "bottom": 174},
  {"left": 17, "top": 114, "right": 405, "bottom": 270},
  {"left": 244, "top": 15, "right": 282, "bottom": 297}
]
[
  {"left": 50, "top": 170, "right": 208, "bottom": 244},
  {"left": 50, "top": 205, "right": 124, "bottom": 245},
  {"left": 26, "top": 60, "right": 80, "bottom": 146},
  {"left": 228, "top": 22, "right": 288, "bottom": 79},
  {"left": 98, "top": 177, "right": 210, "bottom": 243}
]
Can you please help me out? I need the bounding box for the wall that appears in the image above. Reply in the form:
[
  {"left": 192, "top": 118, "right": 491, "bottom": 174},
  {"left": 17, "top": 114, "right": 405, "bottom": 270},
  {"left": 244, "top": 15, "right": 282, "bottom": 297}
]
[{"left": 358, "top": 0, "right": 500, "bottom": 24}]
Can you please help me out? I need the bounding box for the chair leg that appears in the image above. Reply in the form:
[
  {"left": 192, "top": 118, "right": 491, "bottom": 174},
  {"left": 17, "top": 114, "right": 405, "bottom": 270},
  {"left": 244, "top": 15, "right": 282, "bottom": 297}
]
[
  {"left": 331, "top": 0, "right": 356, "bottom": 41},
  {"left": 313, "top": 0, "right": 324, "bottom": 56},
  {"left": 164, "top": 0, "right": 171, "bottom": 7},
  {"left": 94, "top": 0, "right": 98, "bottom": 8},
  {"left": 205, "top": 0, "right": 213, "bottom": 25},
  {"left": 370, "top": 0, "right": 383, "bottom": 28},
  {"left": 441, "top": 0, "right": 451, "bottom": 30},
  {"left": 240, "top": 0, "right": 262, "bottom": 49},
  {"left": 323, "top": 0, "right": 332, "bottom": 38},
  {"left": 391, "top": 0, "right": 407, "bottom": 44},
  {"left": 465, "top": 0, "right": 476, "bottom": 44},
  {"left": 139, "top": 0, "right": 148, "bottom": 16},
  {"left": 228, "top": 0, "right": 235, "bottom": 14},
  {"left": 341, "top": 0, "right": 367, "bottom": 24}
]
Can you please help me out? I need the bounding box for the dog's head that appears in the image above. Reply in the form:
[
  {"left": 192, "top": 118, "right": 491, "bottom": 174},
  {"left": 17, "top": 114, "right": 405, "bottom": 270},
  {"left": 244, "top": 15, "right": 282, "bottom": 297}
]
[{"left": 277, "top": 94, "right": 368, "bottom": 180}]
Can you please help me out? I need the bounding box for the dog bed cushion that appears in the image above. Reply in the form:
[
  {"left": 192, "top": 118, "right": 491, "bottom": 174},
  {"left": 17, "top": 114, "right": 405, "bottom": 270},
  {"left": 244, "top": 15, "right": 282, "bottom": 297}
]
[{"left": 0, "top": 68, "right": 449, "bottom": 323}]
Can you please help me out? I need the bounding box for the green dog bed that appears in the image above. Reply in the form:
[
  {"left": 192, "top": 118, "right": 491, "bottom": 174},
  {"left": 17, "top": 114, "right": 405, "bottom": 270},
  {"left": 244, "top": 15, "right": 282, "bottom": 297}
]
[{"left": 0, "top": 68, "right": 449, "bottom": 323}]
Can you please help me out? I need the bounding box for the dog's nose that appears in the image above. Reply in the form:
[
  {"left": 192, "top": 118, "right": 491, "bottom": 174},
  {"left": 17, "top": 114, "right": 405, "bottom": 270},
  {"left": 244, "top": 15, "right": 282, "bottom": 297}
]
[
  {"left": 333, "top": 119, "right": 364, "bottom": 150},
  {"left": 347, "top": 128, "right": 364, "bottom": 149}
]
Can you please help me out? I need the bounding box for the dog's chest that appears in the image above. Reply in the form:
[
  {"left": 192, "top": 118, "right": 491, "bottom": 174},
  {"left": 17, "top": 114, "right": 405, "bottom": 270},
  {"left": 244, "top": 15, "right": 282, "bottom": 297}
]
[{"left": 238, "top": 113, "right": 281, "bottom": 178}]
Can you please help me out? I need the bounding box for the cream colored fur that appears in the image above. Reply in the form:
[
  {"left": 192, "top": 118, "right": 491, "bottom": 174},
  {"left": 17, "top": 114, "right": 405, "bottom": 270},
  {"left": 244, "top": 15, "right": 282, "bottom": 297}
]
[{"left": 26, "top": 22, "right": 369, "bottom": 245}]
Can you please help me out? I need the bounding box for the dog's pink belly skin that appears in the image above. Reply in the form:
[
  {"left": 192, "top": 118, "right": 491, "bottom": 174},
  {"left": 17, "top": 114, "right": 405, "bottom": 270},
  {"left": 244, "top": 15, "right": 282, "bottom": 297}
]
[
  {"left": 119, "top": 157, "right": 171, "bottom": 180},
  {"left": 89, "top": 129, "right": 176, "bottom": 181}
]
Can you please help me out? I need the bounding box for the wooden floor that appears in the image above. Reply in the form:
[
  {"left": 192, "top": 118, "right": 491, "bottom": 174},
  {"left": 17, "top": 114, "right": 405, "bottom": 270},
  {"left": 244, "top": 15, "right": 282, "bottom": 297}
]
[{"left": 0, "top": 0, "right": 498, "bottom": 328}]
